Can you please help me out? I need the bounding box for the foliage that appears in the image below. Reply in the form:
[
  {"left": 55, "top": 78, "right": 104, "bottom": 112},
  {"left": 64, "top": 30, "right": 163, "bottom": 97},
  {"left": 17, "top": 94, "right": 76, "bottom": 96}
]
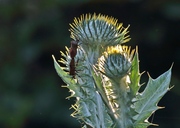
[{"left": 53, "top": 14, "right": 172, "bottom": 128}]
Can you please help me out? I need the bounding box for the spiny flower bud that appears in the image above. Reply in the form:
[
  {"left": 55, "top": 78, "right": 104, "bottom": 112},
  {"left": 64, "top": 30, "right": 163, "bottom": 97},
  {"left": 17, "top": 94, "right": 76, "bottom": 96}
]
[
  {"left": 69, "top": 14, "right": 130, "bottom": 46},
  {"left": 69, "top": 14, "right": 131, "bottom": 64},
  {"left": 98, "top": 45, "right": 135, "bottom": 80}
]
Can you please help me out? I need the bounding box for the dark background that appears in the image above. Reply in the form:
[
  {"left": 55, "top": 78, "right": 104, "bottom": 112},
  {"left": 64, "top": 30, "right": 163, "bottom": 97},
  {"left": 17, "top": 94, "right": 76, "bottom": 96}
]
[{"left": 0, "top": 0, "right": 179, "bottom": 128}]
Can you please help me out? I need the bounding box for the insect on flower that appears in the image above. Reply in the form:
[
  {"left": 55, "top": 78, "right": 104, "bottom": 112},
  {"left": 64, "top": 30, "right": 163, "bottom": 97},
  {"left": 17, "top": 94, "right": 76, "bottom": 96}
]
[{"left": 69, "top": 40, "right": 78, "bottom": 78}]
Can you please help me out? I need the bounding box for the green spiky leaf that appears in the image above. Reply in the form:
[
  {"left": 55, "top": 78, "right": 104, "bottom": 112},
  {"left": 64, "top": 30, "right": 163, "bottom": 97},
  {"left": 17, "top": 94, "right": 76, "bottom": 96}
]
[
  {"left": 133, "top": 67, "right": 172, "bottom": 127},
  {"left": 129, "top": 48, "right": 141, "bottom": 96},
  {"left": 52, "top": 55, "right": 75, "bottom": 85},
  {"left": 52, "top": 55, "right": 82, "bottom": 98}
]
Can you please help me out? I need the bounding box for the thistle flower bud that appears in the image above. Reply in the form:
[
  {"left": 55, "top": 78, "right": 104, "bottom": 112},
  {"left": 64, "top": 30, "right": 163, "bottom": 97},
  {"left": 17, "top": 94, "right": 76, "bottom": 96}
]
[
  {"left": 69, "top": 14, "right": 130, "bottom": 64},
  {"left": 98, "top": 45, "right": 135, "bottom": 80}
]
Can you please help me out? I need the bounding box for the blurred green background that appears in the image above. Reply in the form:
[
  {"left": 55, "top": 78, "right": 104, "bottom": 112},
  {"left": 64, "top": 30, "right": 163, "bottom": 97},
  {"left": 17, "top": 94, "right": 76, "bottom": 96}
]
[{"left": 0, "top": 0, "right": 179, "bottom": 128}]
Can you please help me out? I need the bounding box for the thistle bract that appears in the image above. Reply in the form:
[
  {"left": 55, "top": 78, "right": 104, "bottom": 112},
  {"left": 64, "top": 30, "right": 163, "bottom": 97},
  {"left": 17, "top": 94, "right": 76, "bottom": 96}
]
[{"left": 52, "top": 13, "right": 172, "bottom": 128}]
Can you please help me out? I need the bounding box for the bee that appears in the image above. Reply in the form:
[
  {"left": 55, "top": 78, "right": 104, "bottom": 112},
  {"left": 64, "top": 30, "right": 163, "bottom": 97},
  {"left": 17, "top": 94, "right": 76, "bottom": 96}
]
[{"left": 69, "top": 40, "right": 78, "bottom": 78}]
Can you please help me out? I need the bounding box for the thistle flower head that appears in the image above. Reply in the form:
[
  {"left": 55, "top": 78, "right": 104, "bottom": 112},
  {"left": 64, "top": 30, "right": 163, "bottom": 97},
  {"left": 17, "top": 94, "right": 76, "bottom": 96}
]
[
  {"left": 70, "top": 13, "right": 130, "bottom": 44},
  {"left": 69, "top": 14, "right": 131, "bottom": 64},
  {"left": 98, "top": 45, "right": 135, "bottom": 79}
]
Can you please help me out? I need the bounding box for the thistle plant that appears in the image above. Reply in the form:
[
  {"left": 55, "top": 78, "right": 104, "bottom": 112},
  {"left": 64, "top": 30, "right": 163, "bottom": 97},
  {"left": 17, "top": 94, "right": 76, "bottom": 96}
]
[{"left": 52, "top": 14, "right": 172, "bottom": 128}]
